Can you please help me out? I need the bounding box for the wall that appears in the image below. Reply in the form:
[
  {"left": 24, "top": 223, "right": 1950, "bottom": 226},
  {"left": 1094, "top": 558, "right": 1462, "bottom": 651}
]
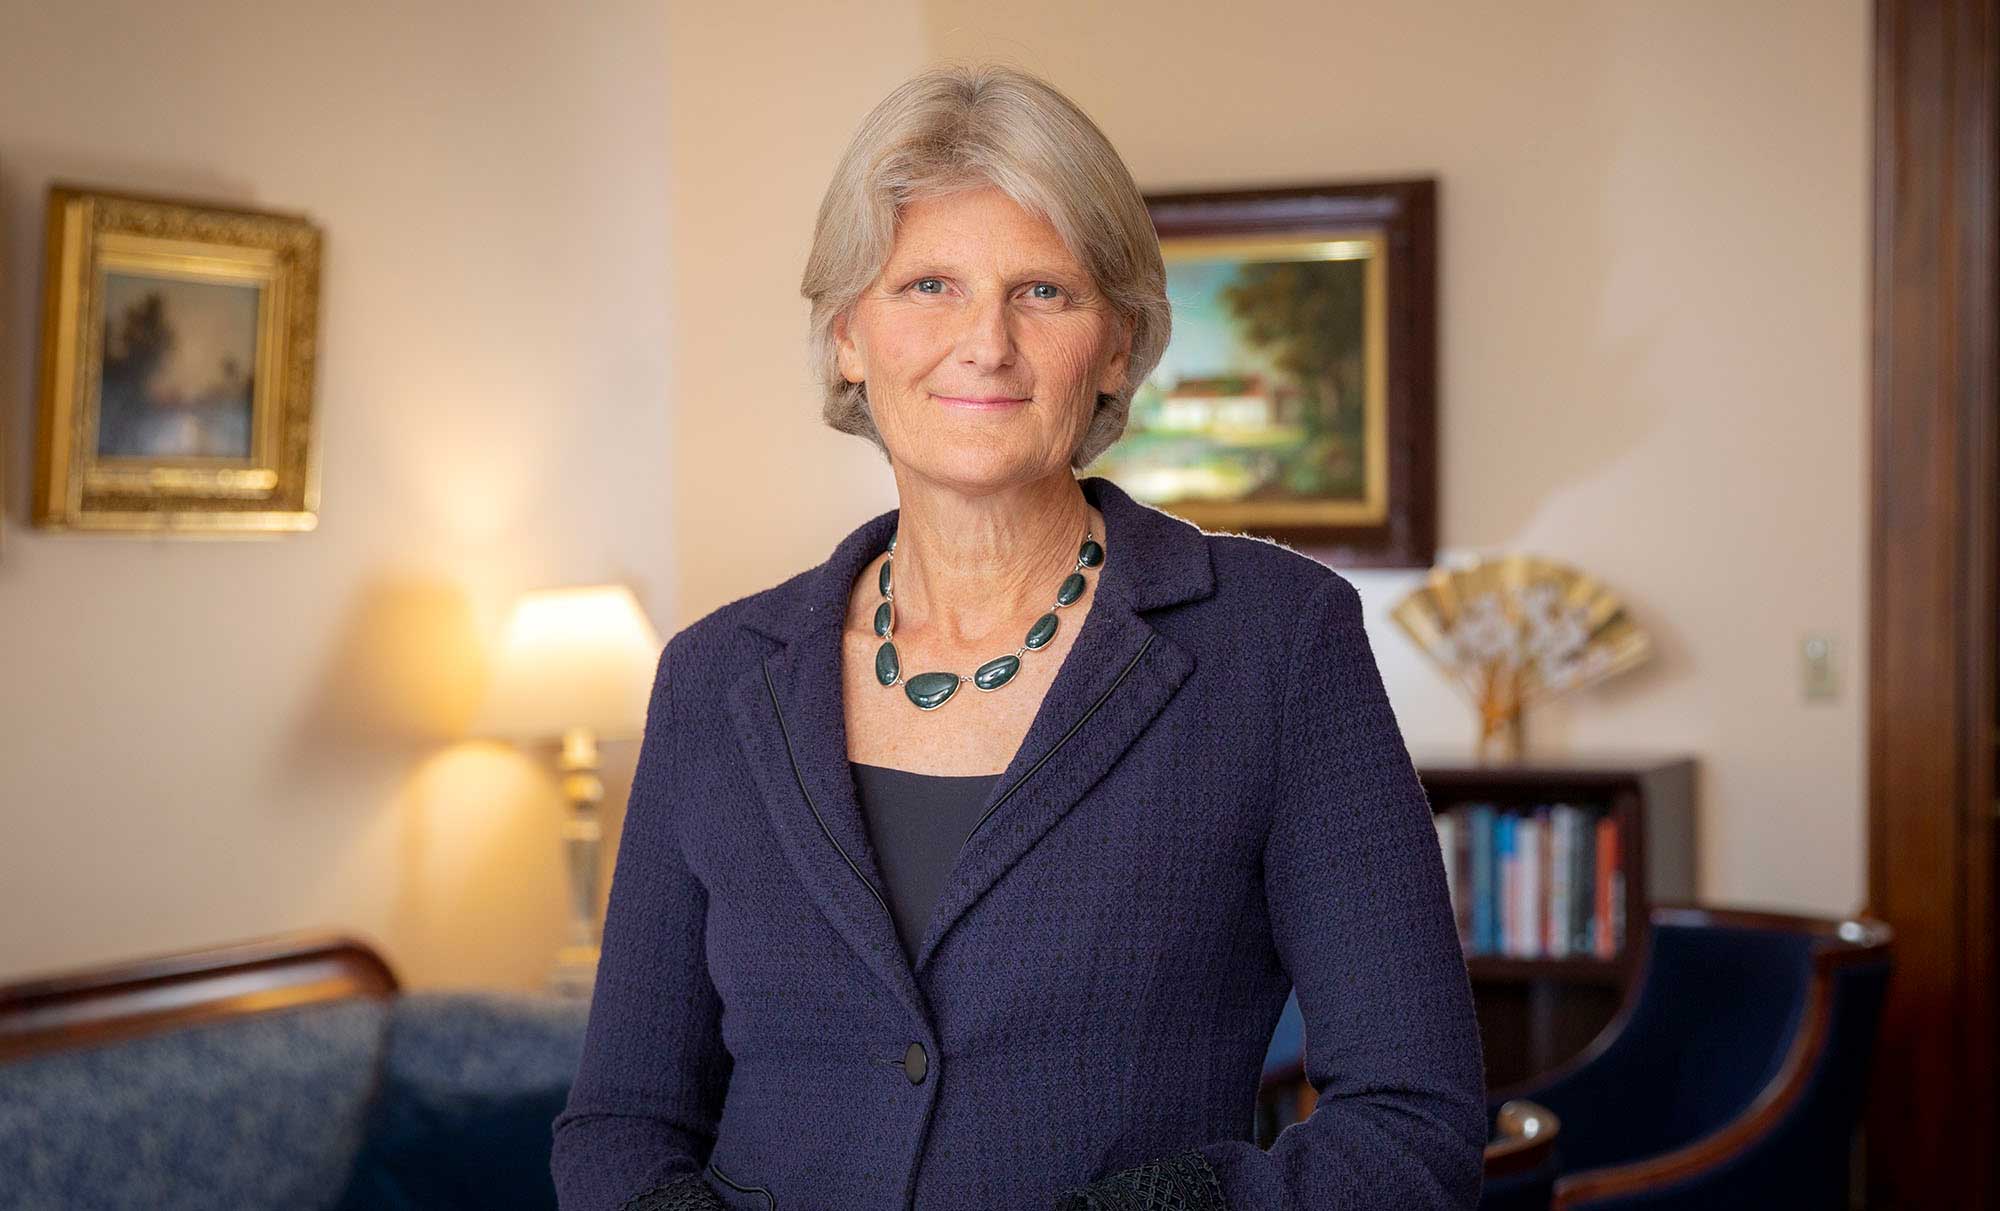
[
  {"left": 0, "top": 0, "right": 1873, "bottom": 990},
  {"left": 0, "top": 0, "right": 675, "bottom": 987},
  {"left": 665, "top": 2, "right": 928, "bottom": 614},
  {"left": 674, "top": 0, "right": 1873, "bottom": 916}
]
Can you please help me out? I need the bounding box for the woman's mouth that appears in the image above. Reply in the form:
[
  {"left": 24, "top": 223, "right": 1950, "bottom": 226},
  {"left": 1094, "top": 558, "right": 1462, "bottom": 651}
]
[{"left": 932, "top": 393, "right": 1029, "bottom": 410}]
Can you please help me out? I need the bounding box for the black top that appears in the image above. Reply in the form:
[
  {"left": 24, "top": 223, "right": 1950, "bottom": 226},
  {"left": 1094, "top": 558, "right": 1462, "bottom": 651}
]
[{"left": 849, "top": 761, "right": 1004, "bottom": 968}]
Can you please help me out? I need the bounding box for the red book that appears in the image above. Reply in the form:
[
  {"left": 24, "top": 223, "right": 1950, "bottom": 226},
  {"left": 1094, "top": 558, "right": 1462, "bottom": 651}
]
[{"left": 1594, "top": 815, "right": 1621, "bottom": 959}]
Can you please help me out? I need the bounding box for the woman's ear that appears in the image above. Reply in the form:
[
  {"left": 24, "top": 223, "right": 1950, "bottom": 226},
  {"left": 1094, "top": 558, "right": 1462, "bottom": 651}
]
[
  {"left": 1096, "top": 313, "right": 1133, "bottom": 398},
  {"left": 835, "top": 308, "right": 865, "bottom": 384}
]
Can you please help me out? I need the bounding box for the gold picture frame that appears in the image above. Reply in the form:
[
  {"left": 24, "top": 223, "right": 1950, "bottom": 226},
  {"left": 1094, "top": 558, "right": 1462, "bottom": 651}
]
[{"left": 32, "top": 183, "right": 323, "bottom": 535}]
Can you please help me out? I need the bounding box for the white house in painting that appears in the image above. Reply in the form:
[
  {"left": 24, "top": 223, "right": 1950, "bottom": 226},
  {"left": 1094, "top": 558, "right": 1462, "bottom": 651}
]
[{"left": 1157, "top": 374, "right": 1277, "bottom": 433}]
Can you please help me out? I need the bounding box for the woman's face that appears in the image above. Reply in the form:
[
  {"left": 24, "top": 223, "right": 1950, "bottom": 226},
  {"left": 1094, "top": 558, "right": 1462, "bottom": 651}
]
[{"left": 835, "top": 184, "right": 1131, "bottom": 488}]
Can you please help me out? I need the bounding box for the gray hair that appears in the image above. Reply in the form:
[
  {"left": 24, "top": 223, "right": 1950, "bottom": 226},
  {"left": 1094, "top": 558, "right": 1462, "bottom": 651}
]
[{"left": 799, "top": 62, "right": 1171, "bottom": 470}]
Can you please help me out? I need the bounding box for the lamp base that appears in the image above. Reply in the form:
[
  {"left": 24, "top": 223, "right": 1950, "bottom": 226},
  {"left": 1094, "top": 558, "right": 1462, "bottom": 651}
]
[
  {"left": 551, "top": 725, "right": 607, "bottom": 1002},
  {"left": 547, "top": 943, "right": 599, "bottom": 1000}
]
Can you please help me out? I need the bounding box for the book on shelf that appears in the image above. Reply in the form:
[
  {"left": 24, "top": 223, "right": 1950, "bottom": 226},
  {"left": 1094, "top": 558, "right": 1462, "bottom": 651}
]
[{"left": 1432, "top": 801, "right": 1625, "bottom": 962}]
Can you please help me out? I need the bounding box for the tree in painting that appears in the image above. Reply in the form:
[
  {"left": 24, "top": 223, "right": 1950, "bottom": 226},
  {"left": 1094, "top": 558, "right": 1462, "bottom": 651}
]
[
  {"left": 98, "top": 291, "right": 176, "bottom": 457},
  {"left": 1218, "top": 258, "right": 1367, "bottom": 496}
]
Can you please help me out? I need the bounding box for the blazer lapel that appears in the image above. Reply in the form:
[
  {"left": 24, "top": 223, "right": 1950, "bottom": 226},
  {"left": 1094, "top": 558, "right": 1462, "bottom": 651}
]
[
  {"left": 911, "top": 586, "right": 1196, "bottom": 973},
  {"left": 724, "top": 503, "right": 925, "bottom": 1026},
  {"left": 723, "top": 475, "right": 1215, "bottom": 1020}
]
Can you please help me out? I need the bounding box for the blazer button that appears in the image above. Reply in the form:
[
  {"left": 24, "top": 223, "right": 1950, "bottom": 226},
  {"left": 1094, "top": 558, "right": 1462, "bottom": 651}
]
[{"left": 902, "top": 1041, "right": 929, "bottom": 1085}]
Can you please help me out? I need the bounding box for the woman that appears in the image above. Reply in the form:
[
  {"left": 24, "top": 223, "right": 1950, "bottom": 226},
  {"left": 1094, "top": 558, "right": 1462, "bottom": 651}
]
[{"left": 552, "top": 63, "right": 1485, "bottom": 1211}]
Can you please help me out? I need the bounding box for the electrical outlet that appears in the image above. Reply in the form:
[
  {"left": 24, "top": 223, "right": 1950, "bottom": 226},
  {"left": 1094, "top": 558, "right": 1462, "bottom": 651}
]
[{"left": 1802, "top": 633, "right": 1838, "bottom": 700}]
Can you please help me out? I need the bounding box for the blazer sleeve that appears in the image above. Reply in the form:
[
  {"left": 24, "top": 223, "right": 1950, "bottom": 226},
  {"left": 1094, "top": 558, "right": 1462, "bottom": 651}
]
[
  {"left": 551, "top": 639, "right": 733, "bottom": 1211},
  {"left": 1052, "top": 572, "right": 1488, "bottom": 1211}
]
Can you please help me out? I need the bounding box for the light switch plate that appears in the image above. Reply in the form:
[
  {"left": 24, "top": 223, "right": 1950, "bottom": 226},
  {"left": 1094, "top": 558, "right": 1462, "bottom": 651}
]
[{"left": 1802, "top": 633, "right": 1838, "bottom": 700}]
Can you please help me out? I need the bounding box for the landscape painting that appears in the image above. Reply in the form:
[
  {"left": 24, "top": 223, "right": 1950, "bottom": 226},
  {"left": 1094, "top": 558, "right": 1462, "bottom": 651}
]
[
  {"left": 1090, "top": 231, "right": 1386, "bottom": 522},
  {"left": 96, "top": 270, "right": 262, "bottom": 460}
]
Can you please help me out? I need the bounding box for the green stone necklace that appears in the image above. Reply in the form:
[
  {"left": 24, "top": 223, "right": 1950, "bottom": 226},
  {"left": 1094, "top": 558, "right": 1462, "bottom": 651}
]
[{"left": 872, "top": 525, "right": 1106, "bottom": 710}]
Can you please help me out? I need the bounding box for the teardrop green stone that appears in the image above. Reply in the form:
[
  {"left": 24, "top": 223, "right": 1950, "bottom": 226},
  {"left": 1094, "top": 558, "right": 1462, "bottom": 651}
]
[
  {"left": 878, "top": 558, "right": 892, "bottom": 596},
  {"left": 1055, "top": 571, "right": 1086, "bottom": 605},
  {"left": 875, "top": 641, "right": 899, "bottom": 686},
  {"left": 974, "top": 654, "right": 1021, "bottom": 690},
  {"left": 904, "top": 671, "right": 960, "bottom": 710},
  {"left": 1078, "top": 538, "right": 1104, "bottom": 567},
  {"left": 873, "top": 601, "right": 893, "bottom": 637},
  {"left": 1024, "top": 612, "right": 1059, "bottom": 650}
]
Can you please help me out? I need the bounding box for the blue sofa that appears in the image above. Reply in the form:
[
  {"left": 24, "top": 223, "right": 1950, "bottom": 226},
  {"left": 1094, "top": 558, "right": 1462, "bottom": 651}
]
[{"left": 0, "top": 934, "right": 588, "bottom": 1211}]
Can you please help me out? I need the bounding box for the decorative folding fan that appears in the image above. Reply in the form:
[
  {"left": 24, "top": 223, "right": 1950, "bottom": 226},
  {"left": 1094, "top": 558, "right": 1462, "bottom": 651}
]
[{"left": 1388, "top": 554, "right": 1652, "bottom": 761}]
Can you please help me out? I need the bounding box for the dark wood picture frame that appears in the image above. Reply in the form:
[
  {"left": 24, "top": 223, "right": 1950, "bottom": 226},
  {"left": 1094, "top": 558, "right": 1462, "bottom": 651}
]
[{"left": 1131, "top": 178, "right": 1437, "bottom": 568}]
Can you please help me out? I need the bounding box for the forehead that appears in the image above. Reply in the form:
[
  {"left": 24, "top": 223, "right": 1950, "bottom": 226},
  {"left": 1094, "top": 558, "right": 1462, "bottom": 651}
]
[{"left": 886, "top": 185, "right": 1083, "bottom": 270}]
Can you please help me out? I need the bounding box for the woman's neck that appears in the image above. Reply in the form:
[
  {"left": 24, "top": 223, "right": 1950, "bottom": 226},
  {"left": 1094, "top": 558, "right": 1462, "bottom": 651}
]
[{"left": 883, "top": 470, "right": 1096, "bottom": 649}]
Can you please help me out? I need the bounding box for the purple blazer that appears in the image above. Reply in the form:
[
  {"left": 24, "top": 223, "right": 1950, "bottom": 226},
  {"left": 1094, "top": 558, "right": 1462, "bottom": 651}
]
[{"left": 550, "top": 474, "right": 1486, "bottom": 1211}]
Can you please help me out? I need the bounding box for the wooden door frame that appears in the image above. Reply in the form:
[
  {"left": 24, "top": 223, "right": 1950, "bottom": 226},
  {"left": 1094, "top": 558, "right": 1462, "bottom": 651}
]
[{"left": 1869, "top": 0, "right": 1999, "bottom": 1205}]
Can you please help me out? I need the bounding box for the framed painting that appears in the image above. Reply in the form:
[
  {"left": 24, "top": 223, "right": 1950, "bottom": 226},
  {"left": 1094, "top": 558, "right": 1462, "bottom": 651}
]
[
  {"left": 1091, "top": 179, "right": 1436, "bottom": 567},
  {"left": 32, "top": 183, "right": 323, "bottom": 535}
]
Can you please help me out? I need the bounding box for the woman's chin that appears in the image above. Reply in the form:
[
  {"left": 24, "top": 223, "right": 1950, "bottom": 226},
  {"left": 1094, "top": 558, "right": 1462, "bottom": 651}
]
[{"left": 906, "top": 446, "right": 1061, "bottom": 491}]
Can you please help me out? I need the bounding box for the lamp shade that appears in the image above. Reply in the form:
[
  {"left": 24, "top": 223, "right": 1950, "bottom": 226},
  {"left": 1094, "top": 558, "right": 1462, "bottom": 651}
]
[{"left": 474, "top": 583, "right": 662, "bottom": 742}]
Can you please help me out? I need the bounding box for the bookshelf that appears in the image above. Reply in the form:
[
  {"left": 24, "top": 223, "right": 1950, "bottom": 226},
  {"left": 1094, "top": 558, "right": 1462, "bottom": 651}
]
[{"left": 1414, "top": 753, "right": 1696, "bottom": 1094}]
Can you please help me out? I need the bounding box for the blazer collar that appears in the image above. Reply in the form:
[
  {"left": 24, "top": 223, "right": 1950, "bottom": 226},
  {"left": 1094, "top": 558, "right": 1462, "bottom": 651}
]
[{"left": 722, "top": 475, "right": 1213, "bottom": 1027}]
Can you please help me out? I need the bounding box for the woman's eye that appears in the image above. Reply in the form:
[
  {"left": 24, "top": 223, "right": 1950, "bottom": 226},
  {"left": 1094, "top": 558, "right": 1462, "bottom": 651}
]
[
  {"left": 1026, "top": 283, "right": 1065, "bottom": 301},
  {"left": 911, "top": 277, "right": 945, "bottom": 294}
]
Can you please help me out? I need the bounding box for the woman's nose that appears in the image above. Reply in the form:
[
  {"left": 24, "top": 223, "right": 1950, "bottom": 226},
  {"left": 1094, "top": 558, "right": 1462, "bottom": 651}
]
[{"left": 954, "top": 290, "right": 1015, "bottom": 370}]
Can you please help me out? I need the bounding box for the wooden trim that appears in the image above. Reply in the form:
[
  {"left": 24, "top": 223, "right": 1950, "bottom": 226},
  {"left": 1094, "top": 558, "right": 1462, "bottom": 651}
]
[
  {"left": 1548, "top": 907, "right": 1892, "bottom": 1208},
  {"left": 1647, "top": 902, "right": 1894, "bottom": 944},
  {"left": 0, "top": 931, "right": 398, "bottom": 1064},
  {"left": 1868, "top": 0, "right": 2000, "bottom": 1206}
]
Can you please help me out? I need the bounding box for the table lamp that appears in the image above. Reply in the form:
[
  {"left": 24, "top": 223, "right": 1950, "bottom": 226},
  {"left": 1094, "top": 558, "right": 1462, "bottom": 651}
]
[{"left": 475, "top": 583, "right": 662, "bottom": 998}]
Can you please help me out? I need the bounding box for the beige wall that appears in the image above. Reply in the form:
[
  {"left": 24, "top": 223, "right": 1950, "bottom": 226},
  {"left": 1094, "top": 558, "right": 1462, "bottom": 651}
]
[
  {"left": 0, "top": 0, "right": 1871, "bottom": 989},
  {"left": 0, "top": 0, "right": 675, "bottom": 987},
  {"left": 674, "top": 0, "right": 1873, "bottom": 917},
  {"left": 666, "top": 1, "right": 926, "bottom": 617}
]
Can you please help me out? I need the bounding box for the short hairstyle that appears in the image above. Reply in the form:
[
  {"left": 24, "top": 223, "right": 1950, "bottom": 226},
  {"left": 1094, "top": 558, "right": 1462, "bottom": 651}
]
[{"left": 800, "top": 62, "right": 1171, "bottom": 470}]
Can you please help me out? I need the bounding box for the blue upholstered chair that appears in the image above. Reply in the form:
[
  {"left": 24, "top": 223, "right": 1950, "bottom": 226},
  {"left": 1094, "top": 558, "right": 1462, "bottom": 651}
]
[
  {"left": 0, "top": 933, "right": 589, "bottom": 1211},
  {"left": 1255, "top": 988, "right": 1308, "bottom": 1145},
  {"left": 1491, "top": 904, "right": 1894, "bottom": 1211}
]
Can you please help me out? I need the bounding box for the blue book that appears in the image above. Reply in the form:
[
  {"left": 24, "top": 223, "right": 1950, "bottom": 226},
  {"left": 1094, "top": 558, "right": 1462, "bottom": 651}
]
[
  {"left": 1493, "top": 809, "right": 1516, "bottom": 955},
  {"left": 1468, "top": 804, "right": 1495, "bottom": 955}
]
